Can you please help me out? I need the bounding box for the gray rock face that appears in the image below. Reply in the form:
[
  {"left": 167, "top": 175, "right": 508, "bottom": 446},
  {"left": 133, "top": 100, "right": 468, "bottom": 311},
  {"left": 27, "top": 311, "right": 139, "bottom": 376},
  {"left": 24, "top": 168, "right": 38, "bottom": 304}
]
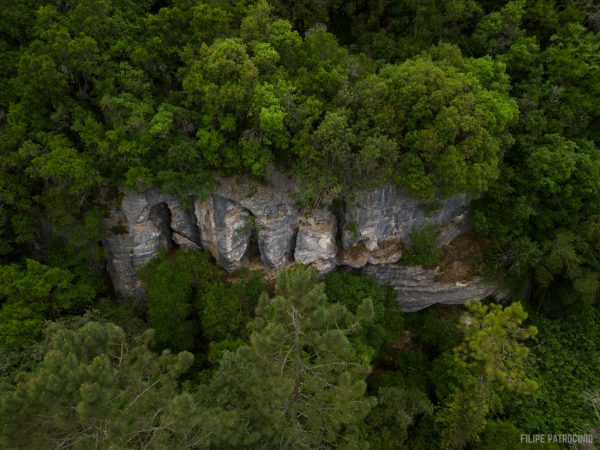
[
  {"left": 212, "top": 171, "right": 299, "bottom": 269},
  {"left": 168, "top": 201, "right": 201, "bottom": 249},
  {"left": 103, "top": 173, "right": 498, "bottom": 311},
  {"left": 362, "top": 264, "right": 502, "bottom": 312},
  {"left": 102, "top": 190, "right": 200, "bottom": 297},
  {"left": 294, "top": 209, "right": 337, "bottom": 274},
  {"left": 102, "top": 210, "right": 140, "bottom": 298},
  {"left": 341, "top": 186, "right": 471, "bottom": 264},
  {"left": 194, "top": 194, "right": 252, "bottom": 272}
]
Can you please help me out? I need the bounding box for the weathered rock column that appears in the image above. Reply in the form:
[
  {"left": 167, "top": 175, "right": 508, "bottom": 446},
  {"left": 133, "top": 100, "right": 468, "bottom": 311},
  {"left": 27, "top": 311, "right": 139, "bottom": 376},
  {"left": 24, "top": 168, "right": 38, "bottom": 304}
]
[
  {"left": 211, "top": 171, "right": 300, "bottom": 269},
  {"left": 294, "top": 209, "right": 337, "bottom": 274},
  {"left": 194, "top": 194, "right": 252, "bottom": 272},
  {"left": 102, "top": 190, "right": 200, "bottom": 297}
]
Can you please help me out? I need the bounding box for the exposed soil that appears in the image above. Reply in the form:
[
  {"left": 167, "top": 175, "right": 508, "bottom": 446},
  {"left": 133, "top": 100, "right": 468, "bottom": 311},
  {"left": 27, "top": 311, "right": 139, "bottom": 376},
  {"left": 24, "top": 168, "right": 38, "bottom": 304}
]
[
  {"left": 438, "top": 232, "right": 490, "bottom": 282},
  {"left": 338, "top": 238, "right": 403, "bottom": 267}
]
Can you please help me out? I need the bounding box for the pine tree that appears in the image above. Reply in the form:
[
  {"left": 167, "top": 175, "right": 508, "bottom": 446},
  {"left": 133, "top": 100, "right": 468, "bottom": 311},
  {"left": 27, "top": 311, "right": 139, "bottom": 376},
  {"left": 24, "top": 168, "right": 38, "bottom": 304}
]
[
  {"left": 435, "top": 301, "right": 538, "bottom": 449},
  {"left": 204, "top": 264, "right": 376, "bottom": 449},
  {"left": 0, "top": 320, "right": 193, "bottom": 449}
]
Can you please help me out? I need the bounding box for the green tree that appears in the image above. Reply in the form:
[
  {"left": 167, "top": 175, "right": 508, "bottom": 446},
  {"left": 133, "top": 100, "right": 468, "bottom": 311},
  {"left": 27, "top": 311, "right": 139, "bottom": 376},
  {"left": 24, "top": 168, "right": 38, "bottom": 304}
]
[
  {"left": 0, "top": 320, "right": 193, "bottom": 450},
  {"left": 324, "top": 271, "right": 403, "bottom": 360},
  {"left": 140, "top": 252, "right": 198, "bottom": 352},
  {"left": 268, "top": 0, "right": 484, "bottom": 62},
  {"left": 381, "top": 50, "right": 518, "bottom": 197},
  {"left": 0, "top": 259, "right": 96, "bottom": 348},
  {"left": 435, "top": 301, "right": 538, "bottom": 449},
  {"left": 204, "top": 264, "right": 376, "bottom": 448},
  {"left": 402, "top": 225, "right": 443, "bottom": 266},
  {"left": 474, "top": 135, "right": 600, "bottom": 308},
  {"left": 197, "top": 280, "right": 246, "bottom": 343},
  {"left": 543, "top": 24, "right": 600, "bottom": 142},
  {"left": 509, "top": 307, "right": 600, "bottom": 434},
  {"left": 367, "top": 385, "right": 434, "bottom": 449},
  {"left": 140, "top": 249, "right": 255, "bottom": 352},
  {"left": 470, "top": 0, "right": 527, "bottom": 56},
  {"left": 471, "top": 1, "right": 600, "bottom": 311}
]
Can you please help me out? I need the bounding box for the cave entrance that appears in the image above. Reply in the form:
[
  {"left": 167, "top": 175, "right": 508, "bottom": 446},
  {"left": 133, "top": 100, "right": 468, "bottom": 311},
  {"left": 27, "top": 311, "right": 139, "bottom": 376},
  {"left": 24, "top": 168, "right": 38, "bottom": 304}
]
[
  {"left": 149, "top": 202, "right": 178, "bottom": 256},
  {"left": 245, "top": 213, "right": 262, "bottom": 266}
]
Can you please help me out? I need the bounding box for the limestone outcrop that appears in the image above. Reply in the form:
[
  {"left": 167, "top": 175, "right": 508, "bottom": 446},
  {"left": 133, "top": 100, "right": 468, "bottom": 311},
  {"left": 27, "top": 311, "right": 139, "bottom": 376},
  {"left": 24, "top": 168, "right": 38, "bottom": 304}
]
[
  {"left": 362, "top": 264, "right": 502, "bottom": 312},
  {"left": 210, "top": 171, "right": 300, "bottom": 269},
  {"left": 102, "top": 191, "right": 200, "bottom": 298},
  {"left": 340, "top": 185, "right": 470, "bottom": 265},
  {"left": 294, "top": 209, "right": 337, "bottom": 274},
  {"left": 194, "top": 194, "right": 252, "bottom": 271},
  {"left": 102, "top": 172, "right": 499, "bottom": 310}
]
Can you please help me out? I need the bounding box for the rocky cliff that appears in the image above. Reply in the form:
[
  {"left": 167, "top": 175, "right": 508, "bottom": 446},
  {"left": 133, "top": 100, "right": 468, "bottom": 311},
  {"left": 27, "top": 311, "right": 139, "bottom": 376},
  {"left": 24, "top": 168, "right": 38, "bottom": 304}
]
[{"left": 102, "top": 171, "right": 501, "bottom": 311}]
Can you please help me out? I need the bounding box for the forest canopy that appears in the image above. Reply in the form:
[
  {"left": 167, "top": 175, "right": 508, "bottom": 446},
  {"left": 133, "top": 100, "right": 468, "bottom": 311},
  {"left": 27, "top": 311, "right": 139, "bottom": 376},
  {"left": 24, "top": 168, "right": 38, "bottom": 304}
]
[{"left": 1, "top": 0, "right": 599, "bottom": 449}]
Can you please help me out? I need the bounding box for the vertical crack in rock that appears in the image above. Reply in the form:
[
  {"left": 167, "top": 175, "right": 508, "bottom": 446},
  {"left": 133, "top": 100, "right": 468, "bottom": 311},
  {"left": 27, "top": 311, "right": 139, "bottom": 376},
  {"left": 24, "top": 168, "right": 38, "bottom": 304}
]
[
  {"left": 149, "top": 201, "right": 174, "bottom": 247},
  {"left": 167, "top": 198, "right": 201, "bottom": 249}
]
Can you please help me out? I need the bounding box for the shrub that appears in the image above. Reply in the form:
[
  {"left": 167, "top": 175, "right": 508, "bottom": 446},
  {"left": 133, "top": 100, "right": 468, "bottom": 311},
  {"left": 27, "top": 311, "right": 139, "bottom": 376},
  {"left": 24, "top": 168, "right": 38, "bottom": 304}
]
[
  {"left": 402, "top": 225, "right": 442, "bottom": 266},
  {"left": 140, "top": 250, "right": 257, "bottom": 353}
]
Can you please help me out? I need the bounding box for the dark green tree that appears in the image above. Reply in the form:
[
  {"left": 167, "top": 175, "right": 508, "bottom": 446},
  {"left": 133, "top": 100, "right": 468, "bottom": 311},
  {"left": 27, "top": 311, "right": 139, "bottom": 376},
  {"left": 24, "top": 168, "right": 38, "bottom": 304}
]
[
  {"left": 0, "top": 320, "right": 193, "bottom": 450},
  {"left": 0, "top": 259, "right": 96, "bottom": 348},
  {"left": 140, "top": 249, "right": 256, "bottom": 352},
  {"left": 324, "top": 271, "right": 403, "bottom": 360},
  {"left": 204, "top": 264, "right": 376, "bottom": 448},
  {"left": 367, "top": 385, "right": 434, "bottom": 449}
]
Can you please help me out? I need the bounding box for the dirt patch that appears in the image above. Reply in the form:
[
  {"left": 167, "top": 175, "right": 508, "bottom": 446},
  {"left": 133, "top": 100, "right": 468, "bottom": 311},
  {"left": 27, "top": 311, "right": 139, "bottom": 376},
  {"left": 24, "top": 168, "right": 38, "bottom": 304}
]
[
  {"left": 222, "top": 253, "right": 279, "bottom": 292},
  {"left": 338, "top": 238, "right": 402, "bottom": 267},
  {"left": 389, "top": 329, "right": 421, "bottom": 352},
  {"left": 373, "top": 238, "right": 403, "bottom": 260},
  {"left": 439, "top": 232, "right": 490, "bottom": 282},
  {"left": 339, "top": 240, "right": 369, "bottom": 261}
]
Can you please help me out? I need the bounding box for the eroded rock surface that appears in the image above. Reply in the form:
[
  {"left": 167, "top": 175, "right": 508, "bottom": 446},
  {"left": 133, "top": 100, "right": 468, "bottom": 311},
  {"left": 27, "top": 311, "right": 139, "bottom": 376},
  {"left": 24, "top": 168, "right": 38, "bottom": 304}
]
[
  {"left": 102, "top": 190, "right": 199, "bottom": 297},
  {"left": 194, "top": 194, "right": 252, "bottom": 272},
  {"left": 341, "top": 186, "right": 471, "bottom": 264},
  {"left": 294, "top": 209, "right": 337, "bottom": 274},
  {"left": 362, "top": 264, "right": 502, "bottom": 312},
  {"left": 103, "top": 173, "right": 499, "bottom": 310},
  {"left": 212, "top": 171, "right": 299, "bottom": 269}
]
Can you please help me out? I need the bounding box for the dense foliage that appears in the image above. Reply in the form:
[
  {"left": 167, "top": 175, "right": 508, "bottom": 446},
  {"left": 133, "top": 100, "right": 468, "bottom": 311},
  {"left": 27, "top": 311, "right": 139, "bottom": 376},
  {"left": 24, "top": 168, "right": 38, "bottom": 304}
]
[
  {"left": 324, "top": 271, "right": 404, "bottom": 360},
  {"left": 434, "top": 301, "right": 538, "bottom": 448},
  {"left": 0, "top": 320, "right": 194, "bottom": 449},
  {"left": 1, "top": 0, "right": 599, "bottom": 448}
]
